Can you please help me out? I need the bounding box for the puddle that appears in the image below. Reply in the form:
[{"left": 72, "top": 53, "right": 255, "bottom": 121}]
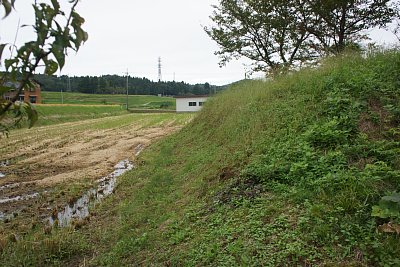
[
  {"left": 0, "top": 211, "right": 12, "bottom": 222},
  {"left": 0, "top": 160, "right": 9, "bottom": 167},
  {"left": 0, "top": 160, "right": 9, "bottom": 178},
  {"left": 49, "top": 159, "right": 134, "bottom": 227},
  {"left": 0, "top": 182, "right": 21, "bottom": 191},
  {"left": 0, "top": 192, "right": 40, "bottom": 204}
]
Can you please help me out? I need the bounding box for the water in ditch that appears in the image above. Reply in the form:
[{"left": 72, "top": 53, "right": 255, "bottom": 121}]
[{"left": 48, "top": 159, "right": 134, "bottom": 227}]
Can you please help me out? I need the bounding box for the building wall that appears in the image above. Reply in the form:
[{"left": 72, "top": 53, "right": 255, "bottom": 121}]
[
  {"left": 176, "top": 97, "right": 208, "bottom": 112},
  {"left": 2, "top": 82, "right": 41, "bottom": 104},
  {"left": 24, "top": 83, "right": 42, "bottom": 104}
]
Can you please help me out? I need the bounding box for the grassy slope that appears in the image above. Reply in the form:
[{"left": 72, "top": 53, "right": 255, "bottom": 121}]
[
  {"left": 90, "top": 52, "right": 400, "bottom": 266},
  {"left": 41, "top": 91, "right": 176, "bottom": 109},
  {"left": 1, "top": 52, "right": 399, "bottom": 266}
]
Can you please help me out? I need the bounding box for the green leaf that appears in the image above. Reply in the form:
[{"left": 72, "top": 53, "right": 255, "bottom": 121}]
[
  {"left": 51, "top": 44, "right": 65, "bottom": 69},
  {"left": 23, "top": 102, "right": 38, "bottom": 128},
  {"left": 372, "top": 192, "right": 400, "bottom": 219},
  {"left": 371, "top": 206, "right": 389, "bottom": 218},
  {"left": 72, "top": 11, "right": 85, "bottom": 25},
  {"left": 51, "top": 0, "right": 60, "bottom": 12},
  {"left": 382, "top": 192, "right": 400, "bottom": 204},
  {"left": 44, "top": 59, "right": 59, "bottom": 75},
  {"left": 4, "top": 58, "right": 17, "bottom": 70},
  {"left": 0, "top": 85, "right": 13, "bottom": 95},
  {"left": 74, "top": 28, "right": 88, "bottom": 50},
  {"left": 2, "top": 0, "right": 13, "bottom": 18}
]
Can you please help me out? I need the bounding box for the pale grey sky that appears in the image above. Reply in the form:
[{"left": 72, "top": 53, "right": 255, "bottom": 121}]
[{"left": 1, "top": 1, "right": 399, "bottom": 85}]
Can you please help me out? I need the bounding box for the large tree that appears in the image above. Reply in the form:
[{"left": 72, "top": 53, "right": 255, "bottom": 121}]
[
  {"left": 0, "top": 0, "right": 87, "bottom": 134},
  {"left": 206, "top": 0, "right": 398, "bottom": 73},
  {"left": 306, "top": 0, "right": 398, "bottom": 54},
  {"left": 205, "top": 0, "right": 319, "bottom": 74}
]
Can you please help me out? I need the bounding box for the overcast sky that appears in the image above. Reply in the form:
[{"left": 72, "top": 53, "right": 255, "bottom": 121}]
[{"left": 0, "top": 1, "right": 399, "bottom": 85}]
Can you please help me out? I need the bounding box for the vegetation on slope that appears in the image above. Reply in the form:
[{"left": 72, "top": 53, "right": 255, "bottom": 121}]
[
  {"left": 1, "top": 51, "right": 399, "bottom": 266},
  {"left": 91, "top": 51, "right": 400, "bottom": 266}
]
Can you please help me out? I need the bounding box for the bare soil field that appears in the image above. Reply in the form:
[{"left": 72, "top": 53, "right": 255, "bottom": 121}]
[{"left": 0, "top": 113, "right": 191, "bottom": 227}]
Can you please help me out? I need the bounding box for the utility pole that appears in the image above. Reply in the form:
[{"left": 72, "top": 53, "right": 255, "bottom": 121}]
[
  {"left": 61, "top": 75, "right": 67, "bottom": 104},
  {"left": 68, "top": 76, "right": 71, "bottom": 92},
  {"left": 158, "top": 57, "right": 162, "bottom": 82},
  {"left": 158, "top": 57, "right": 164, "bottom": 96},
  {"left": 126, "top": 68, "right": 129, "bottom": 110}
]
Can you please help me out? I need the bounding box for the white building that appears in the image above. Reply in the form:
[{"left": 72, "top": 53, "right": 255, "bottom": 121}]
[{"left": 175, "top": 95, "right": 209, "bottom": 112}]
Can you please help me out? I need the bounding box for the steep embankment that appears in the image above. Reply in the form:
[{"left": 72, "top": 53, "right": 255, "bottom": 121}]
[
  {"left": 88, "top": 51, "right": 399, "bottom": 266},
  {"left": 2, "top": 52, "right": 399, "bottom": 266}
]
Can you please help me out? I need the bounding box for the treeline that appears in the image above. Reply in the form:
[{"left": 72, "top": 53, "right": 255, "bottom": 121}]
[{"left": 34, "top": 74, "right": 223, "bottom": 96}]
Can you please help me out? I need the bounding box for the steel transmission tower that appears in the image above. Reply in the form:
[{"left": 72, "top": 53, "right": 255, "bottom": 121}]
[{"left": 158, "top": 57, "right": 162, "bottom": 82}]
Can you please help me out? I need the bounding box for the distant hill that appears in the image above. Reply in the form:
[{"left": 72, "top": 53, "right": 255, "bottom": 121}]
[{"left": 34, "top": 74, "right": 225, "bottom": 96}]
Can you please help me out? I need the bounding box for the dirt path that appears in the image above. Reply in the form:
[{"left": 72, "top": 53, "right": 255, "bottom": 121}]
[{"left": 0, "top": 113, "right": 188, "bottom": 223}]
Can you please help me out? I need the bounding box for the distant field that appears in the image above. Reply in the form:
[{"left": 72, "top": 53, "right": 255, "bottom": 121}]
[
  {"left": 41, "top": 91, "right": 176, "bottom": 109},
  {"left": 34, "top": 104, "right": 128, "bottom": 127}
]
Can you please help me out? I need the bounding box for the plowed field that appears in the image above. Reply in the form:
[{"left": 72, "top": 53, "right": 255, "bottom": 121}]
[{"left": 0, "top": 112, "right": 191, "bottom": 226}]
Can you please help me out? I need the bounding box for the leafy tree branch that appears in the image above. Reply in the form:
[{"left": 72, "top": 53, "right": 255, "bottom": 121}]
[
  {"left": 0, "top": 0, "right": 87, "bottom": 135},
  {"left": 206, "top": 0, "right": 399, "bottom": 74}
]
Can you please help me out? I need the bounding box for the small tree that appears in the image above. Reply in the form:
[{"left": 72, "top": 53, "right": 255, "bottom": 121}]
[{"left": 0, "top": 0, "right": 87, "bottom": 135}]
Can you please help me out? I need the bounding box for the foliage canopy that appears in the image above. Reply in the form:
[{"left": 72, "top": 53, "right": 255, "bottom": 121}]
[{"left": 205, "top": 0, "right": 398, "bottom": 73}]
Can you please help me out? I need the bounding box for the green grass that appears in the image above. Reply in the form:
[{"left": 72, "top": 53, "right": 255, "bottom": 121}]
[
  {"left": 89, "top": 51, "right": 400, "bottom": 266},
  {"left": 33, "top": 104, "right": 128, "bottom": 127},
  {"left": 2, "top": 51, "right": 400, "bottom": 266},
  {"left": 41, "top": 91, "right": 176, "bottom": 109}
]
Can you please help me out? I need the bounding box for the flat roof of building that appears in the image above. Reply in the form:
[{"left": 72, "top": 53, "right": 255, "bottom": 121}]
[{"left": 174, "top": 95, "right": 209, "bottom": 99}]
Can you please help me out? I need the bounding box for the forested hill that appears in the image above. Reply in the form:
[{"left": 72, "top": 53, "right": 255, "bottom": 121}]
[{"left": 34, "top": 74, "right": 224, "bottom": 96}]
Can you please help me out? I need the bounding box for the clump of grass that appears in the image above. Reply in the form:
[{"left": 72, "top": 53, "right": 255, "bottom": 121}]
[{"left": 0, "top": 229, "right": 90, "bottom": 266}]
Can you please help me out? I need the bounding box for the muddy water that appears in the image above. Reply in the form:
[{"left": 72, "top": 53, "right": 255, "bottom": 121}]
[
  {"left": 0, "top": 192, "right": 40, "bottom": 204},
  {"left": 0, "top": 143, "right": 144, "bottom": 225},
  {"left": 0, "top": 182, "right": 22, "bottom": 191},
  {"left": 49, "top": 159, "right": 134, "bottom": 227},
  {"left": 0, "top": 160, "right": 9, "bottom": 178},
  {"left": 0, "top": 181, "right": 39, "bottom": 203}
]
